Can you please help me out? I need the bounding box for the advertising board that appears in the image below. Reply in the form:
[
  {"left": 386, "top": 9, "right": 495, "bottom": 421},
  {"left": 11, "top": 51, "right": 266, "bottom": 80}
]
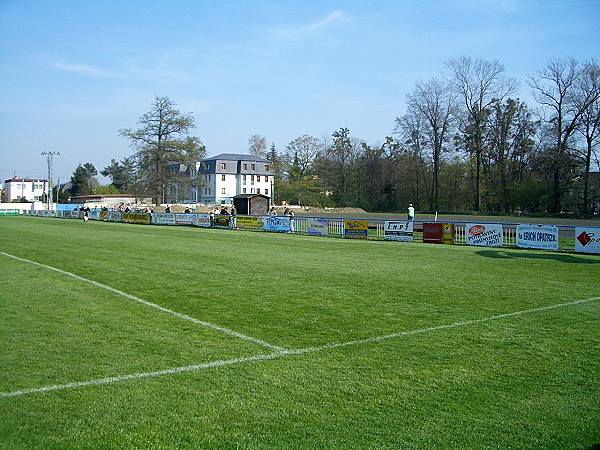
[
  {"left": 89, "top": 211, "right": 99, "bottom": 220},
  {"left": 175, "top": 213, "right": 198, "bottom": 225},
  {"left": 263, "top": 216, "right": 291, "bottom": 232},
  {"left": 344, "top": 219, "right": 368, "bottom": 239},
  {"left": 99, "top": 211, "right": 109, "bottom": 221},
  {"left": 152, "top": 213, "right": 176, "bottom": 225},
  {"left": 575, "top": 226, "right": 600, "bottom": 254},
  {"left": 122, "top": 212, "right": 151, "bottom": 225},
  {"left": 108, "top": 211, "right": 121, "bottom": 222},
  {"left": 384, "top": 220, "right": 413, "bottom": 242},
  {"left": 465, "top": 223, "right": 503, "bottom": 247},
  {"left": 306, "top": 217, "right": 329, "bottom": 236},
  {"left": 236, "top": 215, "right": 263, "bottom": 230},
  {"left": 213, "top": 215, "right": 231, "bottom": 228},
  {"left": 195, "top": 213, "right": 211, "bottom": 227},
  {"left": 516, "top": 224, "right": 558, "bottom": 250},
  {"left": 0, "top": 209, "right": 19, "bottom": 216},
  {"left": 441, "top": 223, "right": 455, "bottom": 244}
]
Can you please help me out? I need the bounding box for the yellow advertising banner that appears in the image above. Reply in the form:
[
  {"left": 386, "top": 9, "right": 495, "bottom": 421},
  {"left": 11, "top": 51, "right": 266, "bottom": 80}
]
[
  {"left": 344, "top": 219, "right": 368, "bottom": 239},
  {"left": 236, "top": 215, "right": 263, "bottom": 230},
  {"left": 99, "top": 211, "right": 108, "bottom": 221},
  {"left": 441, "top": 223, "right": 455, "bottom": 244},
  {"left": 122, "top": 212, "right": 151, "bottom": 224}
]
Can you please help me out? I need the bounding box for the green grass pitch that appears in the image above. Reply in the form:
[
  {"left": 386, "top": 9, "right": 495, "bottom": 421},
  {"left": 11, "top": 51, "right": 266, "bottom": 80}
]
[{"left": 1, "top": 216, "right": 599, "bottom": 448}]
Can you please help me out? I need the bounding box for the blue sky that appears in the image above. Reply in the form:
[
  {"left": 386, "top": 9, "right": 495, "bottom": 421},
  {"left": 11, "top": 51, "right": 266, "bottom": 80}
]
[{"left": 1, "top": 0, "right": 599, "bottom": 183}]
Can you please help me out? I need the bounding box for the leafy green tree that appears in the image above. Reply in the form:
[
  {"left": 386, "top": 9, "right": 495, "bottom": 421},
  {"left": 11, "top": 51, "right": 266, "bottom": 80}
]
[
  {"left": 68, "top": 163, "right": 98, "bottom": 197},
  {"left": 120, "top": 96, "right": 205, "bottom": 204},
  {"left": 100, "top": 158, "right": 136, "bottom": 193}
]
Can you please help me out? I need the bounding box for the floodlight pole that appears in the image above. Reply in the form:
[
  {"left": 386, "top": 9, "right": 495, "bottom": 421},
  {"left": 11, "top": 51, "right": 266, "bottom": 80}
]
[{"left": 41, "top": 151, "right": 60, "bottom": 211}]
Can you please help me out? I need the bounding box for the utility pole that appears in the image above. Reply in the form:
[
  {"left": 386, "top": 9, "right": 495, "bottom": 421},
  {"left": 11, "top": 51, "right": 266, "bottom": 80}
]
[{"left": 41, "top": 151, "right": 60, "bottom": 210}]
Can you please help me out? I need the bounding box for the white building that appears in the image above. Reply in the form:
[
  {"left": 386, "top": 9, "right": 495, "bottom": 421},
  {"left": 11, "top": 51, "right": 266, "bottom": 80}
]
[
  {"left": 166, "top": 154, "right": 274, "bottom": 205},
  {"left": 2, "top": 177, "right": 48, "bottom": 203}
]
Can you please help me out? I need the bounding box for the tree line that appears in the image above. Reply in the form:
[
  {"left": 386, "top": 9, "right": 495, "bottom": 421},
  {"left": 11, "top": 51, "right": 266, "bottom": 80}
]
[{"left": 63, "top": 57, "right": 600, "bottom": 216}]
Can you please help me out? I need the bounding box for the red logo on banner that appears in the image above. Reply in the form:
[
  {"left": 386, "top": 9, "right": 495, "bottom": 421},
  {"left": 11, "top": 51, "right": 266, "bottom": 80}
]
[
  {"left": 469, "top": 224, "right": 485, "bottom": 236},
  {"left": 577, "top": 231, "right": 591, "bottom": 247}
]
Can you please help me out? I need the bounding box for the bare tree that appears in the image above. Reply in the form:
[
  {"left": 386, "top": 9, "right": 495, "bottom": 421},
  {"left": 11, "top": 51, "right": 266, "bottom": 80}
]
[
  {"left": 120, "top": 96, "right": 205, "bottom": 204},
  {"left": 284, "top": 135, "right": 323, "bottom": 178},
  {"left": 407, "top": 78, "right": 455, "bottom": 211},
  {"left": 574, "top": 61, "right": 600, "bottom": 213},
  {"left": 529, "top": 59, "right": 600, "bottom": 212},
  {"left": 448, "top": 56, "right": 517, "bottom": 211},
  {"left": 248, "top": 135, "right": 267, "bottom": 158}
]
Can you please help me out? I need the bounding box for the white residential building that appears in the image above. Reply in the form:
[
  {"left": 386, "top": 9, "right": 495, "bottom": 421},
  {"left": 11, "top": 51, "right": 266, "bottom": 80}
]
[
  {"left": 166, "top": 154, "right": 274, "bottom": 205},
  {"left": 199, "top": 154, "right": 274, "bottom": 204},
  {"left": 2, "top": 177, "right": 48, "bottom": 203}
]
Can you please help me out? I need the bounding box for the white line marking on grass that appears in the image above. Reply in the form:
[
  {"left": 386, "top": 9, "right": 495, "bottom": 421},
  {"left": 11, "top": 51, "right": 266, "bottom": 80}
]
[
  {"left": 0, "top": 251, "right": 285, "bottom": 352},
  {"left": 1, "top": 296, "right": 597, "bottom": 399}
]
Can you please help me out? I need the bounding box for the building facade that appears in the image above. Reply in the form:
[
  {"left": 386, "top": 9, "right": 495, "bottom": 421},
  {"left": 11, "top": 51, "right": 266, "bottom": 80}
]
[
  {"left": 2, "top": 177, "right": 48, "bottom": 203},
  {"left": 168, "top": 154, "right": 271, "bottom": 205}
]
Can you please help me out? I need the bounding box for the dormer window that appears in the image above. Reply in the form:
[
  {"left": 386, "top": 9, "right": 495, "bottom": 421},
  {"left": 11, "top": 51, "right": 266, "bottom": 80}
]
[
  {"left": 251, "top": 164, "right": 255, "bottom": 170},
  {"left": 221, "top": 163, "right": 226, "bottom": 170}
]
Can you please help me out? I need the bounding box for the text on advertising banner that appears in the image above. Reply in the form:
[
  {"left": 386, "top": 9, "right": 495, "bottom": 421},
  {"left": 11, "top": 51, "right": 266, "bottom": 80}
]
[
  {"left": 195, "top": 213, "right": 211, "bottom": 227},
  {"left": 344, "top": 219, "right": 368, "bottom": 239},
  {"left": 175, "top": 213, "right": 198, "bottom": 225},
  {"left": 307, "top": 217, "right": 329, "bottom": 236},
  {"left": 213, "top": 215, "right": 231, "bottom": 228},
  {"left": 575, "top": 226, "right": 600, "bottom": 254},
  {"left": 0, "top": 209, "right": 19, "bottom": 215},
  {"left": 236, "top": 216, "right": 263, "bottom": 230},
  {"left": 263, "top": 216, "right": 291, "bottom": 232},
  {"left": 465, "top": 223, "right": 503, "bottom": 247},
  {"left": 384, "top": 220, "right": 413, "bottom": 242},
  {"left": 516, "top": 224, "right": 558, "bottom": 250},
  {"left": 152, "top": 213, "right": 176, "bottom": 225},
  {"left": 123, "top": 212, "right": 152, "bottom": 224}
]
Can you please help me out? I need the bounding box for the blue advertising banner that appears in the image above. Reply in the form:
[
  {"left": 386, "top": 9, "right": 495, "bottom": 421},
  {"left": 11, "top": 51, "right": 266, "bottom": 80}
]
[{"left": 263, "top": 216, "right": 291, "bottom": 232}]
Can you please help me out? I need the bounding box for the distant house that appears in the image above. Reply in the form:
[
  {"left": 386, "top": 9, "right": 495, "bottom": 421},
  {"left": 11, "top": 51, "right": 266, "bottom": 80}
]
[{"left": 2, "top": 177, "right": 48, "bottom": 202}]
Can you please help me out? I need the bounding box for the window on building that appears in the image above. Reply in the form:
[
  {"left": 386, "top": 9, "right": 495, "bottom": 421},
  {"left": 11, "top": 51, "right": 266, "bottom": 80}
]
[
  {"left": 251, "top": 188, "right": 254, "bottom": 193},
  {"left": 257, "top": 188, "right": 261, "bottom": 194},
  {"left": 265, "top": 188, "right": 269, "bottom": 195},
  {"left": 205, "top": 188, "right": 210, "bottom": 195},
  {"left": 251, "top": 175, "right": 254, "bottom": 185},
  {"left": 251, "top": 164, "right": 255, "bottom": 170},
  {"left": 243, "top": 175, "right": 246, "bottom": 184},
  {"left": 221, "top": 174, "right": 226, "bottom": 182},
  {"left": 203, "top": 163, "right": 208, "bottom": 170},
  {"left": 221, "top": 187, "right": 226, "bottom": 195},
  {"left": 221, "top": 163, "right": 226, "bottom": 170},
  {"left": 265, "top": 165, "right": 269, "bottom": 171},
  {"left": 243, "top": 163, "right": 247, "bottom": 170},
  {"left": 208, "top": 174, "right": 211, "bottom": 182},
  {"left": 243, "top": 188, "right": 246, "bottom": 194},
  {"left": 264, "top": 176, "right": 268, "bottom": 182},
  {"left": 257, "top": 175, "right": 261, "bottom": 182}
]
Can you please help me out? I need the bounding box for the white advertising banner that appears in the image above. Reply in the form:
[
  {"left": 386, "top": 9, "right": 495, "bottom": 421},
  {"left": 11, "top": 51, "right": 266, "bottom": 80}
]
[
  {"left": 153, "top": 213, "right": 176, "bottom": 225},
  {"left": 575, "top": 226, "right": 600, "bottom": 254},
  {"left": 465, "top": 223, "right": 503, "bottom": 247},
  {"left": 89, "top": 210, "right": 100, "bottom": 220},
  {"left": 175, "top": 213, "right": 198, "bottom": 225},
  {"left": 306, "top": 217, "right": 328, "bottom": 236},
  {"left": 516, "top": 224, "right": 559, "bottom": 250},
  {"left": 108, "top": 211, "right": 121, "bottom": 222},
  {"left": 384, "top": 220, "right": 414, "bottom": 242},
  {"left": 195, "top": 213, "right": 212, "bottom": 228}
]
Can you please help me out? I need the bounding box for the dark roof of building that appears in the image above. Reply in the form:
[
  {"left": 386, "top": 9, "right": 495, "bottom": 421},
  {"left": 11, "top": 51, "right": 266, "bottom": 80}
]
[
  {"left": 204, "top": 153, "right": 270, "bottom": 163},
  {"left": 233, "top": 194, "right": 270, "bottom": 199},
  {"left": 4, "top": 177, "right": 48, "bottom": 183}
]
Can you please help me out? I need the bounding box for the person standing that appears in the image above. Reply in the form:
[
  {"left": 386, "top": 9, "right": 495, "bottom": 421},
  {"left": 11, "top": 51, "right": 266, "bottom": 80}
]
[{"left": 407, "top": 204, "right": 415, "bottom": 221}]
